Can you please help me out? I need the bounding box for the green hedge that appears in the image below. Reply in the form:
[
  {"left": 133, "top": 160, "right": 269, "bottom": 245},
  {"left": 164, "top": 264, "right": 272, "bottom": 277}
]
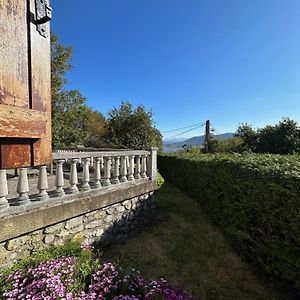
[{"left": 158, "top": 153, "right": 300, "bottom": 292}]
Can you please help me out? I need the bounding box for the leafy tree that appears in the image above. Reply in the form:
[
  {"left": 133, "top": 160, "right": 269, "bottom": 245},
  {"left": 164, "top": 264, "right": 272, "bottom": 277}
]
[
  {"left": 257, "top": 118, "right": 300, "bottom": 154},
  {"left": 83, "top": 107, "right": 106, "bottom": 147},
  {"left": 214, "top": 137, "right": 244, "bottom": 153},
  {"left": 235, "top": 123, "right": 257, "bottom": 151},
  {"left": 206, "top": 138, "right": 219, "bottom": 153},
  {"left": 234, "top": 118, "right": 300, "bottom": 154},
  {"left": 51, "top": 33, "right": 72, "bottom": 98},
  {"left": 52, "top": 90, "right": 87, "bottom": 147},
  {"left": 103, "top": 102, "right": 163, "bottom": 150}
]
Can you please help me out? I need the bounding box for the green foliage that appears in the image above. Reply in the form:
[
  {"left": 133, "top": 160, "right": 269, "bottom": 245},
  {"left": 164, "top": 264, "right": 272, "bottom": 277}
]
[
  {"left": 103, "top": 183, "right": 287, "bottom": 300},
  {"left": 158, "top": 153, "right": 300, "bottom": 292},
  {"left": 52, "top": 90, "right": 88, "bottom": 147},
  {"left": 51, "top": 33, "right": 72, "bottom": 96},
  {"left": 235, "top": 118, "right": 300, "bottom": 154},
  {"left": 103, "top": 102, "right": 163, "bottom": 150},
  {"left": 235, "top": 123, "right": 258, "bottom": 151},
  {"left": 206, "top": 138, "right": 219, "bottom": 153},
  {"left": 0, "top": 240, "right": 100, "bottom": 297},
  {"left": 257, "top": 118, "right": 300, "bottom": 154},
  {"left": 83, "top": 107, "right": 106, "bottom": 147},
  {"left": 156, "top": 171, "right": 165, "bottom": 188},
  {"left": 186, "top": 147, "right": 202, "bottom": 154},
  {"left": 211, "top": 137, "right": 244, "bottom": 153}
]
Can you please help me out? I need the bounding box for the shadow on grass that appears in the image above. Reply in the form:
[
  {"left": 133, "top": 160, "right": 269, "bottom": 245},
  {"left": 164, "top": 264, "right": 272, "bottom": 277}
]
[{"left": 99, "top": 182, "right": 291, "bottom": 300}]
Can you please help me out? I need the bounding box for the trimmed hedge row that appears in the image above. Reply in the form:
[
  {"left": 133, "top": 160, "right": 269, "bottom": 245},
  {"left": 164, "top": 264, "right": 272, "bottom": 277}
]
[{"left": 158, "top": 153, "right": 300, "bottom": 292}]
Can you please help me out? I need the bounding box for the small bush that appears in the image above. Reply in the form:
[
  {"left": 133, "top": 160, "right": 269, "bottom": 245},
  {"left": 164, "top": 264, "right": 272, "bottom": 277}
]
[
  {"left": 0, "top": 241, "right": 197, "bottom": 300},
  {"left": 157, "top": 172, "right": 165, "bottom": 189},
  {"left": 158, "top": 153, "right": 300, "bottom": 292}
]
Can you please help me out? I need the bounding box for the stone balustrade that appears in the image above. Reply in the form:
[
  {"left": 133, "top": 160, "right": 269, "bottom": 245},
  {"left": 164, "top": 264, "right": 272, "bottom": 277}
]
[{"left": 0, "top": 148, "right": 157, "bottom": 216}]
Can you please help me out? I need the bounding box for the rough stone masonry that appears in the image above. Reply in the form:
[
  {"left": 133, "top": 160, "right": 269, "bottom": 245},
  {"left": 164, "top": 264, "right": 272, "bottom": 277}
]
[{"left": 0, "top": 181, "right": 157, "bottom": 268}]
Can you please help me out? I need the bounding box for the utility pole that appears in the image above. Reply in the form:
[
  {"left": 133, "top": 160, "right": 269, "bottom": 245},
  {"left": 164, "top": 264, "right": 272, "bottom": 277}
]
[{"left": 205, "top": 120, "right": 210, "bottom": 153}]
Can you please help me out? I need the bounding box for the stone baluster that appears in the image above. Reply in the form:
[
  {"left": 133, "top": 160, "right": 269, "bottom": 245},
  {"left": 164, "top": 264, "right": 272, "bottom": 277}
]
[
  {"left": 100, "top": 157, "right": 104, "bottom": 170},
  {"left": 94, "top": 157, "right": 102, "bottom": 188},
  {"left": 120, "top": 155, "right": 128, "bottom": 182},
  {"left": 112, "top": 156, "right": 120, "bottom": 184},
  {"left": 103, "top": 157, "right": 112, "bottom": 186},
  {"left": 0, "top": 170, "right": 9, "bottom": 211},
  {"left": 69, "top": 158, "right": 79, "bottom": 193},
  {"left": 55, "top": 159, "right": 65, "bottom": 197},
  {"left": 35, "top": 165, "right": 49, "bottom": 201},
  {"left": 126, "top": 156, "right": 130, "bottom": 174},
  {"left": 82, "top": 157, "right": 91, "bottom": 191},
  {"left": 141, "top": 155, "right": 148, "bottom": 179},
  {"left": 16, "top": 168, "right": 30, "bottom": 205},
  {"left": 134, "top": 155, "right": 141, "bottom": 179},
  {"left": 128, "top": 155, "right": 135, "bottom": 181}
]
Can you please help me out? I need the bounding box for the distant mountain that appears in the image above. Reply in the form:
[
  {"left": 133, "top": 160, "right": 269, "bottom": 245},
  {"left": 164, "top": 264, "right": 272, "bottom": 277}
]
[
  {"left": 181, "top": 135, "right": 205, "bottom": 146},
  {"left": 163, "top": 137, "right": 187, "bottom": 145},
  {"left": 163, "top": 133, "right": 234, "bottom": 148}
]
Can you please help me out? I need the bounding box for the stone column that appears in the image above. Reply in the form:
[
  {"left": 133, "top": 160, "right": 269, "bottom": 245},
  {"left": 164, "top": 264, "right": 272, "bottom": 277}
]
[
  {"left": 134, "top": 155, "right": 141, "bottom": 179},
  {"left": 103, "top": 157, "right": 112, "bottom": 186},
  {"left": 55, "top": 159, "right": 65, "bottom": 197},
  {"left": 147, "top": 147, "right": 158, "bottom": 181},
  {"left": 94, "top": 157, "right": 102, "bottom": 188},
  {"left": 120, "top": 156, "right": 128, "bottom": 182},
  {"left": 141, "top": 155, "right": 148, "bottom": 179},
  {"left": 128, "top": 155, "right": 135, "bottom": 181},
  {"left": 112, "top": 156, "right": 120, "bottom": 184},
  {"left": 0, "top": 170, "right": 9, "bottom": 211},
  {"left": 36, "top": 165, "right": 49, "bottom": 201},
  {"left": 16, "top": 168, "right": 30, "bottom": 205},
  {"left": 82, "top": 157, "right": 91, "bottom": 191},
  {"left": 69, "top": 158, "right": 79, "bottom": 193}
]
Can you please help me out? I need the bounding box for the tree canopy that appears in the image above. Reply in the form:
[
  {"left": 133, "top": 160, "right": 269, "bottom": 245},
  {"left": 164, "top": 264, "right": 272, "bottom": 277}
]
[
  {"left": 83, "top": 107, "right": 106, "bottom": 147},
  {"left": 235, "top": 118, "right": 300, "bottom": 154},
  {"left": 234, "top": 123, "right": 257, "bottom": 152},
  {"left": 103, "top": 102, "right": 163, "bottom": 151}
]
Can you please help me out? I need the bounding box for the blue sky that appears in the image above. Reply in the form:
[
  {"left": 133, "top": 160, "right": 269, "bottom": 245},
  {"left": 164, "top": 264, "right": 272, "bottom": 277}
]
[{"left": 51, "top": 0, "right": 300, "bottom": 138}]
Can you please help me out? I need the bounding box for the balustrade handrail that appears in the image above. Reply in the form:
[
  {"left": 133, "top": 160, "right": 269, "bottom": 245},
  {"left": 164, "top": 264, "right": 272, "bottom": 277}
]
[
  {"left": 52, "top": 149, "right": 151, "bottom": 160},
  {"left": 0, "top": 148, "right": 157, "bottom": 214}
]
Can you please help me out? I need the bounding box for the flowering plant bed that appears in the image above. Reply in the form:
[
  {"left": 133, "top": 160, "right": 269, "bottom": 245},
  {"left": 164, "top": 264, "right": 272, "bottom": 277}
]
[{"left": 0, "top": 242, "right": 196, "bottom": 300}]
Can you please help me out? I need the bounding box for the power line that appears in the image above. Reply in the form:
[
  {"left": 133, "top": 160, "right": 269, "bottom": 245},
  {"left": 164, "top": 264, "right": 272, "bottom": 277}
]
[
  {"left": 164, "top": 124, "right": 205, "bottom": 141},
  {"left": 162, "top": 122, "right": 205, "bottom": 134}
]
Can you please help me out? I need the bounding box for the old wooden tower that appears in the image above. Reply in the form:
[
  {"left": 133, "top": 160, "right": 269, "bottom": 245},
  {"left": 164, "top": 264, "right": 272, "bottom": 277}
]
[{"left": 0, "top": 0, "right": 52, "bottom": 169}]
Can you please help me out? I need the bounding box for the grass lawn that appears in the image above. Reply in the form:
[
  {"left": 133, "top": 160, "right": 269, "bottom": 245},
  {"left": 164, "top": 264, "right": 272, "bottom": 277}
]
[{"left": 101, "top": 182, "right": 288, "bottom": 300}]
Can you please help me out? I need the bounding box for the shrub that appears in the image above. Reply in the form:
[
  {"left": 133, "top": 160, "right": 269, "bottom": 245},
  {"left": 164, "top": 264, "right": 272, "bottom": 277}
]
[
  {"left": 158, "top": 153, "right": 300, "bottom": 292},
  {"left": 0, "top": 241, "right": 197, "bottom": 300},
  {"left": 157, "top": 172, "right": 165, "bottom": 189}
]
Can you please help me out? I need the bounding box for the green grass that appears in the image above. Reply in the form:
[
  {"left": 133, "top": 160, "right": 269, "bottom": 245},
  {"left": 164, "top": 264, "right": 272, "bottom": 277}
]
[{"left": 101, "top": 182, "right": 288, "bottom": 300}]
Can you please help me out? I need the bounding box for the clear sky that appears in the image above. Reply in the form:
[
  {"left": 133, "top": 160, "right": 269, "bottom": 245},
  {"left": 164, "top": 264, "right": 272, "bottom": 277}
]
[{"left": 51, "top": 0, "right": 300, "bottom": 139}]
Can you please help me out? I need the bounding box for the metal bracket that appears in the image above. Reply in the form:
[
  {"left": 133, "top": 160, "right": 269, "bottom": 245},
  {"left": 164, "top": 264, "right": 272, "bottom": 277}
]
[{"left": 35, "top": 0, "right": 52, "bottom": 38}]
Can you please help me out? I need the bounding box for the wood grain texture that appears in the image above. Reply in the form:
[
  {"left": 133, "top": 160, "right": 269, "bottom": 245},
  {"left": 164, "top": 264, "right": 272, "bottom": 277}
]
[
  {"left": 0, "top": 140, "right": 31, "bottom": 168},
  {"left": 0, "top": 0, "right": 52, "bottom": 168},
  {"left": 30, "top": 0, "right": 52, "bottom": 166},
  {"left": 0, "top": 104, "right": 47, "bottom": 138},
  {"left": 0, "top": 0, "right": 29, "bottom": 108}
]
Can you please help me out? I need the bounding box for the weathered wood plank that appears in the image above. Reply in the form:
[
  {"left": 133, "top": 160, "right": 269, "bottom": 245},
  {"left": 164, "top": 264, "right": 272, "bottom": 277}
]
[
  {"left": 0, "top": 140, "right": 31, "bottom": 169},
  {"left": 0, "top": 0, "right": 32, "bottom": 168},
  {"left": 0, "top": 0, "right": 29, "bottom": 108},
  {"left": 0, "top": 104, "right": 47, "bottom": 138},
  {"left": 0, "top": 0, "right": 52, "bottom": 168},
  {"left": 30, "top": 0, "right": 52, "bottom": 166}
]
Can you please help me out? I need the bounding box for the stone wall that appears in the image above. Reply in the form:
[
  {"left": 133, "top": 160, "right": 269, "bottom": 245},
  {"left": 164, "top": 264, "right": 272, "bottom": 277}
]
[{"left": 0, "top": 181, "right": 156, "bottom": 268}]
